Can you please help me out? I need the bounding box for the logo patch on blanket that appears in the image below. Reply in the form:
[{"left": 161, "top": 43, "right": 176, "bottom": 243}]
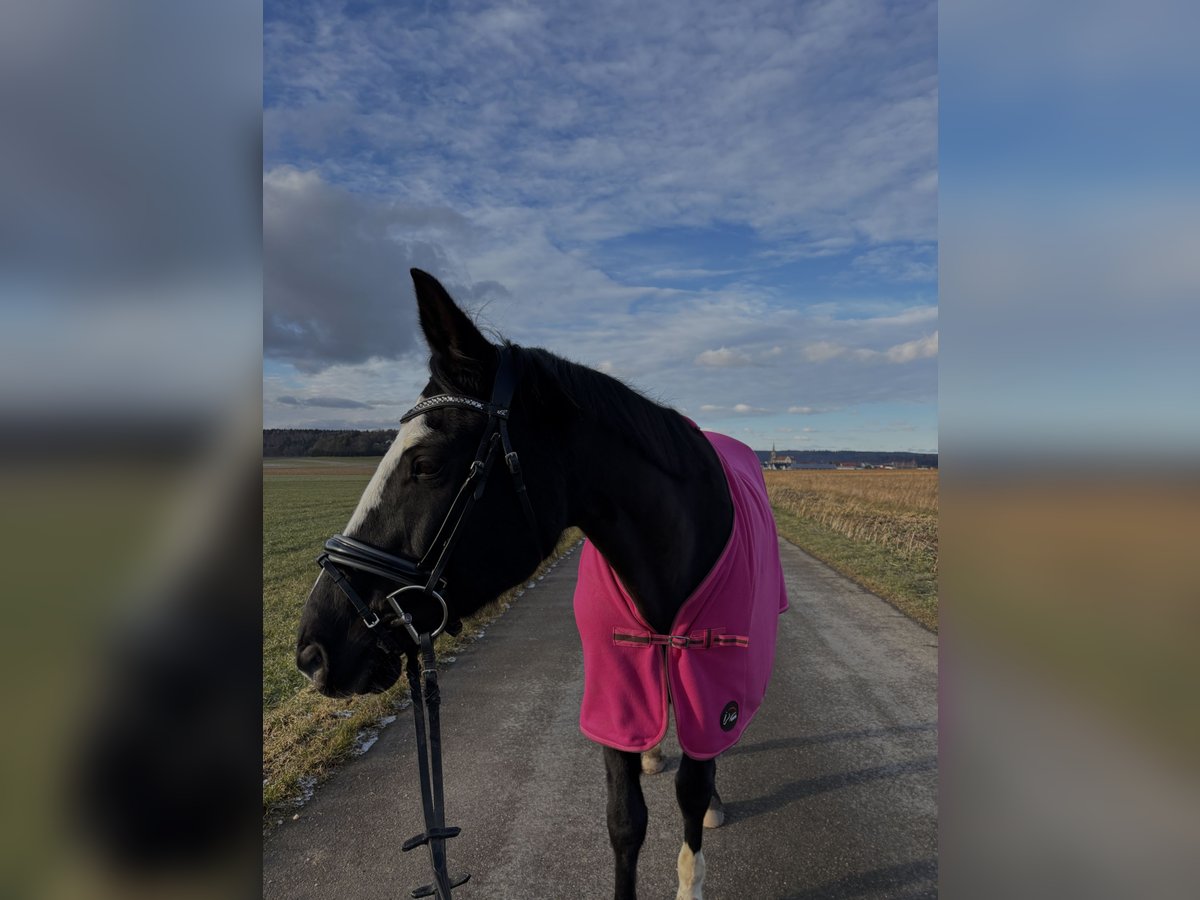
[
  {"left": 720, "top": 701, "right": 739, "bottom": 732},
  {"left": 573, "top": 431, "right": 789, "bottom": 760}
]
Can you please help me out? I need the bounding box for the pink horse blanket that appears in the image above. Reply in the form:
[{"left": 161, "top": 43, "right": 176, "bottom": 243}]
[{"left": 573, "top": 430, "right": 788, "bottom": 760}]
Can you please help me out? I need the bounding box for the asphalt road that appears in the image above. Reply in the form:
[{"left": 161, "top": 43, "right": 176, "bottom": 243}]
[{"left": 264, "top": 539, "right": 938, "bottom": 899}]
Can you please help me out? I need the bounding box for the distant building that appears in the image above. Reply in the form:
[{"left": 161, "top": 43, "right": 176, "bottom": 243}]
[{"left": 763, "top": 444, "right": 794, "bottom": 470}]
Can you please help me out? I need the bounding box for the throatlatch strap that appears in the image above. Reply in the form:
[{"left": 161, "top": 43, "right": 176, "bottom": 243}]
[{"left": 498, "top": 415, "right": 543, "bottom": 567}]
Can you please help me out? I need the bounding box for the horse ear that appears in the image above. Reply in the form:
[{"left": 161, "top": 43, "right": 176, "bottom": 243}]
[{"left": 410, "top": 268, "right": 495, "bottom": 369}]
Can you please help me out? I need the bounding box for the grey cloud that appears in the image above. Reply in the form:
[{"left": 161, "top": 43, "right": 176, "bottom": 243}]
[
  {"left": 275, "top": 395, "right": 374, "bottom": 409},
  {"left": 264, "top": 168, "right": 480, "bottom": 372}
]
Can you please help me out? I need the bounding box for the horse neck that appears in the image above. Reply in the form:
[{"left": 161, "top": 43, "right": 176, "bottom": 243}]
[{"left": 561, "top": 413, "right": 733, "bottom": 635}]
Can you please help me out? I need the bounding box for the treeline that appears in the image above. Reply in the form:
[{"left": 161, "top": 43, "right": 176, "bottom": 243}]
[
  {"left": 756, "top": 449, "right": 938, "bottom": 468},
  {"left": 264, "top": 429, "right": 937, "bottom": 467},
  {"left": 264, "top": 429, "right": 397, "bottom": 457}
]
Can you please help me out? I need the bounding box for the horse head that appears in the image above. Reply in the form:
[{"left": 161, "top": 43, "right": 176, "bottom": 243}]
[{"left": 295, "top": 269, "right": 562, "bottom": 697}]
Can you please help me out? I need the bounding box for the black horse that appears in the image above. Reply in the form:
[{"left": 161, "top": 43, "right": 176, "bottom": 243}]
[{"left": 297, "top": 269, "right": 746, "bottom": 900}]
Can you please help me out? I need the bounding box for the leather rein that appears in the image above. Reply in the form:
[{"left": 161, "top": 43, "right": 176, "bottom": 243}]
[{"left": 313, "top": 345, "right": 541, "bottom": 899}]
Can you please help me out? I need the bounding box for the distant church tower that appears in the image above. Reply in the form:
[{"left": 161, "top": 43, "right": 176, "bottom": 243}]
[{"left": 764, "top": 443, "right": 792, "bottom": 470}]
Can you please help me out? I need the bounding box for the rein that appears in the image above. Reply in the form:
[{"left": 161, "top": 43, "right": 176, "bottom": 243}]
[{"left": 313, "top": 345, "right": 541, "bottom": 899}]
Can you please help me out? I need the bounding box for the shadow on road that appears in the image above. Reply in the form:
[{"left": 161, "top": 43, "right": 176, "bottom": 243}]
[
  {"left": 724, "top": 756, "right": 937, "bottom": 820},
  {"left": 725, "top": 723, "right": 936, "bottom": 758},
  {"left": 782, "top": 858, "right": 938, "bottom": 899}
]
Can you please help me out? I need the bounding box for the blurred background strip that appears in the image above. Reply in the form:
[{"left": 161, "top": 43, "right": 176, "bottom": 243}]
[
  {"left": 0, "top": 2, "right": 262, "bottom": 898},
  {"left": 941, "top": 0, "right": 1200, "bottom": 897}
]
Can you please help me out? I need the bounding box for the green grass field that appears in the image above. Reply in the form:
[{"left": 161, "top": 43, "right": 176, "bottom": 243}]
[
  {"left": 263, "top": 459, "right": 382, "bottom": 708},
  {"left": 263, "top": 458, "right": 579, "bottom": 823}
]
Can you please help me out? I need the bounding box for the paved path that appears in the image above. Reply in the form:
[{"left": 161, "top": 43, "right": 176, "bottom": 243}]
[{"left": 264, "top": 540, "right": 938, "bottom": 899}]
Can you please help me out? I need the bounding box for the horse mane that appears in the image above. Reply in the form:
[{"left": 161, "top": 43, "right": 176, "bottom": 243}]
[{"left": 510, "top": 343, "right": 703, "bottom": 478}]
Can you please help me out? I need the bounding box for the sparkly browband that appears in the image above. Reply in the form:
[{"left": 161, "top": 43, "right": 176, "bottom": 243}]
[{"left": 401, "top": 394, "right": 509, "bottom": 424}]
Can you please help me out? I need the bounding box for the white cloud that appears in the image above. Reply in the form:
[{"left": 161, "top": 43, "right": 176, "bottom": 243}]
[
  {"left": 866, "top": 306, "right": 939, "bottom": 327},
  {"left": 697, "top": 402, "right": 770, "bottom": 415},
  {"left": 803, "top": 341, "right": 848, "bottom": 363},
  {"left": 760, "top": 235, "right": 859, "bottom": 261},
  {"left": 883, "top": 331, "right": 939, "bottom": 363},
  {"left": 695, "top": 346, "right": 753, "bottom": 368},
  {"left": 265, "top": 0, "right": 936, "bottom": 245},
  {"left": 852, "top": 243, "right": 937, "bottom": 283},
  {"left": 801, "top": 331, "right": 938, "bottom": 365},
  {"left": 649, "top": 266, "right": 742, "bottom": 279}
]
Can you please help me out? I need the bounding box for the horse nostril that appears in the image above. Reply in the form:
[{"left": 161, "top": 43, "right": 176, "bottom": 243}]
[{"left": 296, "top": 642, "right": 328, "bottom": 685}]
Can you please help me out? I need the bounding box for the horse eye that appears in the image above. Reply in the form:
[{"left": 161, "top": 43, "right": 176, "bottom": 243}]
[{"left": 411, "top": 457, "right": 442, "bottom": 479}]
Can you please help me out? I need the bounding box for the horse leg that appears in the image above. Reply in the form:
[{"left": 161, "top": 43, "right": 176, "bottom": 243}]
[
  {"left": 604, "top": 746, "right": 647, "bottom": 900},
  {"left": 641, "top": 741, "right": 666, "bottom": 774},
  {"left": 674, "top": 753, "right": 716, "bottom": 900}
]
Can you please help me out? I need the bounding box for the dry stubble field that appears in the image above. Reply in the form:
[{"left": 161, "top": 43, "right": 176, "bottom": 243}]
[{"left": 764, "top": 469, "right": 938, "bottom": 630}]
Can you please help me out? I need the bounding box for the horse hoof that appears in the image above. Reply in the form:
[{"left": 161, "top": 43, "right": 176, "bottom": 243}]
[{"left": 703, "top": 804, "right": 725, "bottom": 829}]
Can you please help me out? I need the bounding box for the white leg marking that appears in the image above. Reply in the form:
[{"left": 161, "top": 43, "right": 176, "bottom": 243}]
[
  {"left": 641, "top": 743, "right": 666, "bottom": 775},
  {"left": 703, "top": 793, "right": 725, "bottom": 829},
  {"left": 676, "top": 843, "right": 705, "bottom": 900},
  {"left": 345, "top": 408, "right": 432, "bottom": 533}
]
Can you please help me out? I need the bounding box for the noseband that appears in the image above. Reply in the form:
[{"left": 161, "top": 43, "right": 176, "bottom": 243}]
[{"left": 311, "top": 344, "right": 541, "bottom": 900}]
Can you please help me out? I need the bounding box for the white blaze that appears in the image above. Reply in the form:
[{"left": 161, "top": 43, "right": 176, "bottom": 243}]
[{"left": 345, "top": 409, "right": 432, "bottom": 534}]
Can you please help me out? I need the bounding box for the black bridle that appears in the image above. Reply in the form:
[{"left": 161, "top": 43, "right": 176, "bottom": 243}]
[
  {"left": 317, "top": 345, "right": 541, "bottom": 643},
  {"left": 312, "top": 345, "right": 541, "bottom": 900}
]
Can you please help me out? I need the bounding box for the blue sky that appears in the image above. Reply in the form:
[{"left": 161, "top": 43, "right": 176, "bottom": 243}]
[{"left": 264, "top": 0, "right": 937, "bottom": 452}]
